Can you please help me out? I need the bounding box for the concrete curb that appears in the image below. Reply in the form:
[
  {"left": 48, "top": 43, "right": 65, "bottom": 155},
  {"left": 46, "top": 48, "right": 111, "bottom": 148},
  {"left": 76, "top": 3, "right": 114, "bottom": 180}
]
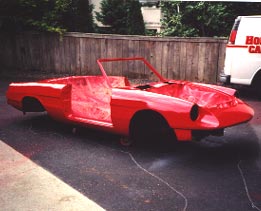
[{"left": 0, "top": 140, "right": 105, "bottom": 211}]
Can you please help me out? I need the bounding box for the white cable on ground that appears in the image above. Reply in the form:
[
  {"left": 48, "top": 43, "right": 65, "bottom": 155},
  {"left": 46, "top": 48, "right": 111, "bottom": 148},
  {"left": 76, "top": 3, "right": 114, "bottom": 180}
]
[{"left": 237, "top": 160, "right": 261, "bottom": 211}]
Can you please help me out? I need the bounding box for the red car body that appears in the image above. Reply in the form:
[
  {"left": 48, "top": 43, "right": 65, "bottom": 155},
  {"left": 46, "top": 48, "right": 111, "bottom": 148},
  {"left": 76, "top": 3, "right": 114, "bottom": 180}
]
[{"left": 6, "top": 57, "right": 254, "bottom": 143}]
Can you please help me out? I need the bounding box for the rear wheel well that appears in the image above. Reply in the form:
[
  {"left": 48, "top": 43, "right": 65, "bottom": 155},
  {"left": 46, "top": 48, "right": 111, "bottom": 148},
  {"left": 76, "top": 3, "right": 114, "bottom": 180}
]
[
  {"left": 22, "top": 97, "right": 45, "bottom": 112},
  {"left": 129, "top": 110, "right": 176, "bottom": 143}
]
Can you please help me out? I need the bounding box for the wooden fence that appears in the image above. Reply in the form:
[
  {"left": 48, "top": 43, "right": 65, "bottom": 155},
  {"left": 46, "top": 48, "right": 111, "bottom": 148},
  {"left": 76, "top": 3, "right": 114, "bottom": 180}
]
[{"left": 0, "top": 32, "right": 227, "bottom": 83}]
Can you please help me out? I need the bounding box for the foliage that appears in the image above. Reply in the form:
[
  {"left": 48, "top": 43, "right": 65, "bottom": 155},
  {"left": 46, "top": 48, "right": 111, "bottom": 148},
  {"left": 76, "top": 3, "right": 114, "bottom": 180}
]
[
  {"left": 160, "top": 1, "right": 231, "bottom": 37},
  {"left": 96, "top": 0, "right": 128, "bottom": 34},
  {"left": 160, "top": 1, "right": 261, "bottom": 37},
  {"left": 0, "top": 0, "right": 94, "bottom": 34},
  {"left": 0, "top": 0, "right": 25, "bottom": 32},
  {"left": 96, "top": 0, "right": 145, "bottom": 35},
  {"left": 126, "top": 0, "right": 145, "bottom": 35},
  {"left": 2, "top": 0, "right": 261, "bottom": 37},
  {"left": 60, "top": 0, "right": 94, "bottom": 32}
]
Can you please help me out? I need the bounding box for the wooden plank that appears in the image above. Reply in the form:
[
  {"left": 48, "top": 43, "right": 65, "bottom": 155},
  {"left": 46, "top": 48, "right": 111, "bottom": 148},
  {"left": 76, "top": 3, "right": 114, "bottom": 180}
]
[
  {"left": 114, "top": 39, "right": 123, "bottom": 76},
  {"left": 198, "top": 42, "right": 206, "bottom": 83},
  {"left": 74, "top": 37, "right": 81, "bottom": 75},
  {"left": 63, "top": 36, "right": 71, "bottom": 74},
  {"left": 164, "top": 41, "right": 172, "bottom": 79},
  {"left": 8, "top": 34, "right": 18, "bottom": 70},
  {"left": 80, "top": 37, "right": 89, "bottom": 75},
  {"left": 51, "top": 34, "right": 59, "bottom": 74},
  {"left": 45, "top": 34, "right": 52, "bottom": 73},
  {"left": 0, "top": 34, "right": 4, "bottom": 67},
  {"left": 33, "top": 34, "right": 41, "bottom": 72},
  {"left": 19, "top": 34, "right": 28, "bottom": 71},
  {"left": 171, "top": 41, "right": 181, "bottom": 80},
  {"left": 89, "top": 37, "right": 97, "bottom": 75},
  {"left": 26, "top": 34, "right": 33, "bottom": 71},
  {"left": 211, "top": 43, "right": 220, "bottom": 83},
  {"left": 179, "top": 42, "right": 187, "bottom": 80},
  {"left": 161, "top": 41, "right": 169, "bottom": 79},
  {"left": 217, "top": 41, "right": 226, "bottom": 82},
  {"left": 190, "top": 42, "right": 199, "bottom": 82},
  {"left": 132, "top": 40, "right": 140, "bottom": 78},
  {"left": 127, "top": 39, "right": 135, "bottom": 78},
  {"left": 121, "top": 39, "right": 130, "bottom": 77},
  {"left": 185, "top": 41, "right": 201, "bottom": 82},
  {"left": 46, "top": 34, "right": 53, "bottom": 73},
  {"left": 109, "top": 38, "right": 120, "bottom": 75},
  {"left": 88, "top": 37, "right": 94, "bottom": 75},
  {"left": 59, "top": 36, "right": 66, "bottom": 74},
  {"left": 104, "top": 38, "right": 113, "bottom": 75},
  {"left": 185, "top": 42, "right": 193, "bottom": 81},
  {"left": 69, "top": 36, "right": 77, "bottom": 75},
  {"left": 204, "top": 42, "right": 218, "bottom": 83},
  {"left": 100, "top": 38, "right": 106, "bottom": 59},
  {"left": 92, "top": 37, "right": 102, "bottom": 75},
  {"left": 138, "top": 40, "right": 146, "bottom": 76},
  {"left": 154, "top": 41, "right": 163, "bottom": 75},
  {"left": 145, "top": 41, "right": 156, "bottom": 69},
  {"left": 20, "top": 34, "right": 28, "bottom": 71},
  {"left": 2, "top": 34, "right": 15, "bottom": 69}
]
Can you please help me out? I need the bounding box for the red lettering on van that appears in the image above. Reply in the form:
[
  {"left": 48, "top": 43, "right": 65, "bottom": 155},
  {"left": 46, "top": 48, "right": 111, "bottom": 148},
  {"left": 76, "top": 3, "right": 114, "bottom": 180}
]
[
  {"left": 255, "top": 45, "right": 261, "bottom": 53},
  {"left": 254, "top": 37, "right": 261, "bottom": 45},
  {"left": 248, "top": 45, "right": 261, "bottom": 53},
  {"left": 249, "top": 45, "right": 255, "bottom": 53},
  {"left": 246, "top": 36, "right": 253, "bottom": 44},
  {"left": 245, "top": 36, "right": 261, "bottom": 45}
]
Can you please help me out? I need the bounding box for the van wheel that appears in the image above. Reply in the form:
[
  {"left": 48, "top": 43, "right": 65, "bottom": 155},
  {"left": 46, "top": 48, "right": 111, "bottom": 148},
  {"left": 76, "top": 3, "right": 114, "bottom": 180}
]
[
  {"left": 256, "top": 85, "right": 261, "bottom": 99},
  {"left": 252, "top": 72, "right": 261, "bottom": 99}
]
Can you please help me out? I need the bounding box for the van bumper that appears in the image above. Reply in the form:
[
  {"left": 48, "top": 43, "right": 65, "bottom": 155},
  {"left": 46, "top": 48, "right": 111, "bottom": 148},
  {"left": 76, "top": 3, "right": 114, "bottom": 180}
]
[{"left": 219, "top": 73, "right": 231, "bottom": 84}]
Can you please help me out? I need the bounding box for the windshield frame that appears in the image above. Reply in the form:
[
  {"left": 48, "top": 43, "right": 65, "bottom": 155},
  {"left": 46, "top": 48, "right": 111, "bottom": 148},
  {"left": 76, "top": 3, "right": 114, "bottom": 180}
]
[{"left": 97, "top": 57, "right": 167, "bottom": 88}]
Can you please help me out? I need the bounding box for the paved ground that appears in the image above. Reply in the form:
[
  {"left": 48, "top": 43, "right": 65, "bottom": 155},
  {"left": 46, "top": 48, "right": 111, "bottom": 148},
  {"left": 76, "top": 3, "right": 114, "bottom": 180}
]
[
  {"left": 1, "top": 80, "right": 261, "bottom": 211},
  {"left": 0, "top": 140, "right": 105, "bottom": 211}
]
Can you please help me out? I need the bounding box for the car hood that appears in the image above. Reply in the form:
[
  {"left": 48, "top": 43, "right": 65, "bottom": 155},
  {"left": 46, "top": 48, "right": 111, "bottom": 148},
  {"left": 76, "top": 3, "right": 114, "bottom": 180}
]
[{"left": 146, "top": 81, "right": 238, "bottom": 108}]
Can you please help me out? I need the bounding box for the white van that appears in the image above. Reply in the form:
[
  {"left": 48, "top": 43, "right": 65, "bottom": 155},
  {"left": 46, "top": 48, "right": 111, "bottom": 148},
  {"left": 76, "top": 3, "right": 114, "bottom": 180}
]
[{"left": 220, "top": 16, "right": 261, "bottom": 98}]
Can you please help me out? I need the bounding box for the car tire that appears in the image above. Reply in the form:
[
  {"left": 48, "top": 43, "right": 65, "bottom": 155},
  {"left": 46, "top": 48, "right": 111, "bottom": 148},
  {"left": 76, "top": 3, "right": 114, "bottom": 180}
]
[{"left": 119, "top": 137, "right": 134, "bottom": 147}]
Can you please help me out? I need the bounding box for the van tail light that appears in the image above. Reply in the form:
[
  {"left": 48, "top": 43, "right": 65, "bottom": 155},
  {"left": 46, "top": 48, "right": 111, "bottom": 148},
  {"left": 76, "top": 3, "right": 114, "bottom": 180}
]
[
  {"left": 229, "top": 30, "right": 237, "bottom": 44},
  {"left": 229, "top": 17, "right": 241, "bottom": 44}
]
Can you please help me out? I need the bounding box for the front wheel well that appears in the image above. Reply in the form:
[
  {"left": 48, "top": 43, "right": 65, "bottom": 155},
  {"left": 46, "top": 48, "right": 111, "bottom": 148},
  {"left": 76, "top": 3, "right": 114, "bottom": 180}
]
[
  {"left": 22, "top": 97, "right": 45, "bottom": 112},
  {"left": 129, "top": 110, "right": 176, "bottom": 143},
  {"left": 130, "top": 110, "right": 167, "bottom": 128}
]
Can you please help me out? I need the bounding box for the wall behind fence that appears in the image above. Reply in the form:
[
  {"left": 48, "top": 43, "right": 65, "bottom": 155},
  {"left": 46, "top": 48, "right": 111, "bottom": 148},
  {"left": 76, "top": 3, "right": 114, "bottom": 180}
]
[{"left": 0, "top": 32, "right": 227, "bottom": 83}]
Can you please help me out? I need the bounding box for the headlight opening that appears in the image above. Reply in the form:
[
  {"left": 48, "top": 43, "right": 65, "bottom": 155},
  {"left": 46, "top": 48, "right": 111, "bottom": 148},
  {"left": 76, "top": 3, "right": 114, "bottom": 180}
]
[{"left": 190, "top": 104, "right": 199, "bottom": 121}]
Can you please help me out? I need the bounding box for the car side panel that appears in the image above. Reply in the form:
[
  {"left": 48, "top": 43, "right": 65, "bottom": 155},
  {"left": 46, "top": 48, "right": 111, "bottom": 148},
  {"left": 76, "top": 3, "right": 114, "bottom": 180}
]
[
  {"left": 6, "top": 83, "right": 71, "bottom": 121},
  {"left": 110, "top": 88, "right": 254, "bottom": 140},
  {"left": 110, "top": 88, "right": 194, "bottom": 136}
]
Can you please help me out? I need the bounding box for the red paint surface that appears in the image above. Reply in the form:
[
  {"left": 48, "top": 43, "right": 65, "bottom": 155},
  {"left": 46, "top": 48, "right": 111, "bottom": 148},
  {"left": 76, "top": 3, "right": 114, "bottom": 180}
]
[{"left": 6, "top": 58, "right": 254, "bottom": 141}]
